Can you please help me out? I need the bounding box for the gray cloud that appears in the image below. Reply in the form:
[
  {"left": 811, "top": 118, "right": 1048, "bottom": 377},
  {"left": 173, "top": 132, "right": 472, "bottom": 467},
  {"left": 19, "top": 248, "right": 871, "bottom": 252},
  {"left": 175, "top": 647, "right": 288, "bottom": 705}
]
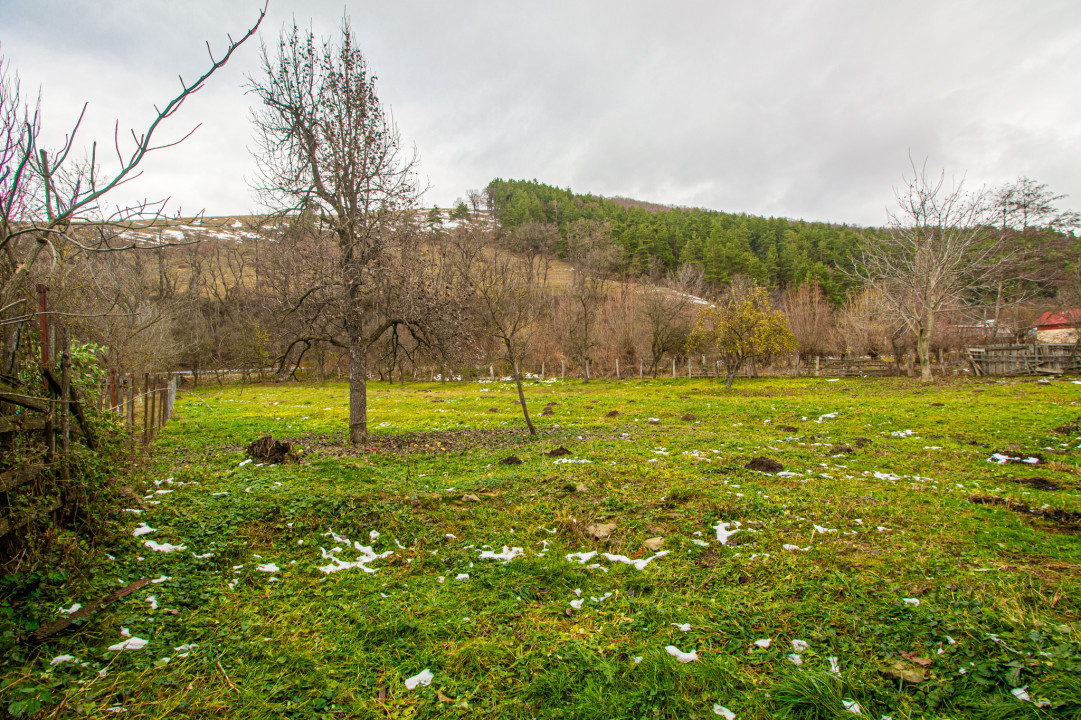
[{"left": 2, "top": 0, "right": 1078, "bottom": 225}]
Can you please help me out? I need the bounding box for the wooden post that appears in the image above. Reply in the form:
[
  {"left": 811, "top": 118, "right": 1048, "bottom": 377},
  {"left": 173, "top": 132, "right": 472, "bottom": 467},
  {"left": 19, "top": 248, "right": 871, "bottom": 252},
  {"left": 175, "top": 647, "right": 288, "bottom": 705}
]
[
  {"left": 815, "top": 356, "right": 820, "bottom": 377},
  {"left": 672, "top": 358, "right": 676, "bottom": 378},
  {"left": 615, "top": 358, "right": 620, "bottom": 379},
  {"left": 489, "top": 365, "right": 494, "bottom": 379},
  {"left": 540, "top": 361, "right": 545, "bottom": 379},
  {"left": 688, "top": 358, "right": 692, "bottom": 378},
  {"left": 639, "top": 360, "right": 643, "bottom": 379},
  {"left": 143, "top": 373, "right": 150, "bottom": 445},
  {"left": 585, "top": 360, "right": 590, "bottom": 382},
  {"left": 109, "top": 368, "right": 118, "bottom": 411},
  {"left": 561, "top": 359, "right": 565, "bottom": 379},
  {"left": 36, "top": 284, "right": 49, "bottom": 366},
  {"left": 60, "top": 329, "right": 70, "bottom": 479},
  {"left": 149, "top": 376, "right": 157, "bottom": 439},
  {"left": 129, "top": 373, "right": 136, "bottom": 426}
]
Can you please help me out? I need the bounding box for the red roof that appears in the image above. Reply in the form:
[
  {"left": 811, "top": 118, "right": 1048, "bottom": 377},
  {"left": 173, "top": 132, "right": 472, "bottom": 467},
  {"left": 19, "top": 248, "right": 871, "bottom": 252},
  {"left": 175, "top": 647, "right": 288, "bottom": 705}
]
[{"left": 1036, "top": 310, "right": 1081, "bottom": 328}]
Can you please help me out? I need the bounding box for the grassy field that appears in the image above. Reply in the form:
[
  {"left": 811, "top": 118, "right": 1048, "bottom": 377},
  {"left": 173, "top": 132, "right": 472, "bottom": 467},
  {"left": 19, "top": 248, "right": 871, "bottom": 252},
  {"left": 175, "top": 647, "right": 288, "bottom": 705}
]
[{"left": 5, "top": 375, "right": 1081, "bottom": 719}]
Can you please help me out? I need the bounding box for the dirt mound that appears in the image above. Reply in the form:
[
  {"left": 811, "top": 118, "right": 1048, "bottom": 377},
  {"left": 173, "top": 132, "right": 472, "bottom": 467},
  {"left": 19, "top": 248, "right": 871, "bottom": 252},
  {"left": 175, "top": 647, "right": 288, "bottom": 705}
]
[
  {"left": 246, "top": 435, "right": 301, "bottom": 464},
  {"left": 606, "top": 410, "right": 620, "bottom": 417},
  {"left": 1053, "top": 424, "right": 1079, "bottom": 435},
  {"left": 500, "top": 455, "right": 523, "bottom": 465},
  {"left": 1007, "top": 476, "right": 1059, "bottom": 491},
  {"left": 746, "top": 457, "right": 784, "bottom": 473},
  {"left": 545, "top": 447, "right": 572, "bottom": 458},
  {"left": 831, "top": 445, "right": 856, "bottom": 454},
  {"left": 681, "top": 413, "right": 697, "bottom": 421},
  {"left": 487, "top": 408, "right": 499, "bottom": 413},
  {"left": 779, "top": 425, "right": 799, "bottom": 433},
  {"left": 852, "top": 437, "right": 873, "bottom": 448},
  {"left": 968, "top": 495, "right": 1081, "bottom": 531}
]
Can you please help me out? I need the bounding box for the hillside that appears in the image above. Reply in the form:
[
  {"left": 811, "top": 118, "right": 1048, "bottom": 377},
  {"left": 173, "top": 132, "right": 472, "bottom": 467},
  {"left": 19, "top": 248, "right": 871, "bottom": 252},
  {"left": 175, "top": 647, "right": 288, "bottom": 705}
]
[{"left": 486, "top": 179, "right": 869, "bottom": 303}]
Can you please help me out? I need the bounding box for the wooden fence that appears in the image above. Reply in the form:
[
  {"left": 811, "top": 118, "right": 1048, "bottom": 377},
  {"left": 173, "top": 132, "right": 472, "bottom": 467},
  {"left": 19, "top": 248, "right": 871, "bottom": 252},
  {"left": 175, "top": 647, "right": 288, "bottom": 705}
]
[
  {"left": 966, "top": 343, "right": 1081, "bottom": 376},
  {"left": 0, "top": 286, "right": 177, "bottom": 544}
]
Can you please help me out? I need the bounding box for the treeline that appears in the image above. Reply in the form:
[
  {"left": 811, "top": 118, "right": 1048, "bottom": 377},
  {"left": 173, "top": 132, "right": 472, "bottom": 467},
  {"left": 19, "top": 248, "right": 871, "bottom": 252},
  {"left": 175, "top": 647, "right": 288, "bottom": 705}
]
[{"left": 485, "top": 178, "right": 868, "bottom": 303}]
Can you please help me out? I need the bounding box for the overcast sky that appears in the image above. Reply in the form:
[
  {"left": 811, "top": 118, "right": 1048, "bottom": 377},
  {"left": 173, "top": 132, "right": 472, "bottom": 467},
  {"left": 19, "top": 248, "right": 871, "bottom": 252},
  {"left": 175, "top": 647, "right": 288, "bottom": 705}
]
[{"left": 2, "top": 0, "right": 1079, "bottom": 226}]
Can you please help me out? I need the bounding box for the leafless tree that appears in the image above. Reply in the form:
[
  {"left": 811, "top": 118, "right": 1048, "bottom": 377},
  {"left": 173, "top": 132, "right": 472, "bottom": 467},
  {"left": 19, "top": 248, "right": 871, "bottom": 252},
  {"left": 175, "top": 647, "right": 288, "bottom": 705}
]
[
  {"left": 781, "top": 281, "right": 835, "bottom": 373},
  {"left": 508, "top": 221, "right": 559, "bottom": 287},
  {"left": 461, "top": 247, "right": 548, "bottom": 435},
  {"left": 248, "top": 17, "right": 424, "bottom": 443},
  {"left": 562, "top": 219, "right": 619, "bottom": 381},
  {"left": 855, "top": 161, "right": 1003, "bottom": 381},
  {"left": 640, "top": 264, "right": 704, "bottom": 376}
]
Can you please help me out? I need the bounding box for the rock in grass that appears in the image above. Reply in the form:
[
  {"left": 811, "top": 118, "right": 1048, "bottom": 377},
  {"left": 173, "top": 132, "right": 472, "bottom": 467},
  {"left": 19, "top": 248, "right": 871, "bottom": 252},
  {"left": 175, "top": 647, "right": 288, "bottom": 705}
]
[
  {"left": 587, "top": 521, "right": 617, "bottom": 539},
  {"left": 746, "top": 456, "right": 783, "bottom": 473},
  {"left": 462, "top": 494, "right": 481, "bottom": 502},
  {"left": 881, "top": 659, "right": 930, "bottom": 684},
  {"left": 643, "top": 537, "right": 664, "bottom": 551},
  {"left": 545, "top": 446, "right": 572, "bottom": 458},
  {"left": 575, "top": 482, "right": 589, "bottom": 493},
  {"left": 500, "top": 455, "right": 523, "bottom": 465}
]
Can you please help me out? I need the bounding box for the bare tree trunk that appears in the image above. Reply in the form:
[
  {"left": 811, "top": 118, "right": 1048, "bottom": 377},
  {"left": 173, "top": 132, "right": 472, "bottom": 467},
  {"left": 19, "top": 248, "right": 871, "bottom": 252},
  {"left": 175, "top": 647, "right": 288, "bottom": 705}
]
[
  {"left": 917, "top": 314, "right": 934, "bottom": 382},
  {"left": 349, "top": 333, "right": 368, "bottom": 443}
]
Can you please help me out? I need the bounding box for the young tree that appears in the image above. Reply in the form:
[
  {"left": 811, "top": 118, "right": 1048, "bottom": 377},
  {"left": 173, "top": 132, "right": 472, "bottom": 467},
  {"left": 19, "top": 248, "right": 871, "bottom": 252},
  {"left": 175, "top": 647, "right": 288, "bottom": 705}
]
[
  {"left": 462, "top": 248, "right": 546, "bottom": 435},
  {"left": 562, "top": 219, "right": 619, "bottom": 381},
  {"left": 781, "top": 281, "right": 834, "bottom": 373},
  {"left": 640, "top": 264, "right": 704, "bottom": 376},
  {"left": 689, "top": 278, "right": 796, "bottom": 388},
  {"left": 248, "top": 18, "right": 422, "bottom": 443},
  {"left": 855, "top": 162, "right": 1002, "bottom": 382}
]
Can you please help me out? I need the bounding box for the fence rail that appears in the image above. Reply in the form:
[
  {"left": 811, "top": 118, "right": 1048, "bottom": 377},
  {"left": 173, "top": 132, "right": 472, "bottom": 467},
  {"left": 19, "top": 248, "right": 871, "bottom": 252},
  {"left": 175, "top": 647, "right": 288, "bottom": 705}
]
[{"left": 967, "top": 343, "right": 1081, "bottom": 376}]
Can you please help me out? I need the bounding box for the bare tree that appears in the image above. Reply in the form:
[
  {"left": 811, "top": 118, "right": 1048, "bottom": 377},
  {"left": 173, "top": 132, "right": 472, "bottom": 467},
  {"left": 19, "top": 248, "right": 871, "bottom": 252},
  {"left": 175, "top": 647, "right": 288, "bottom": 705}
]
[
  {"left": 781, "top": 281, "right": 835, "bottom": 373},
  {"left": 0, "top": 9, "right": 265, "bottom": 388},
  {"left": 462, "top": 248, "right": 547, "bottom": 435},
  {"left": 248, "top": 18, "right": 422, "bottom": 443},
  {"left": 855, "top": 162, "right": 1002, "bottom": 381},
  {"left": 640, "top": 264, "right": 704, "bottom": 376},
  {"left": 562, "top": 219, "right": 619, "bottom": 381}
]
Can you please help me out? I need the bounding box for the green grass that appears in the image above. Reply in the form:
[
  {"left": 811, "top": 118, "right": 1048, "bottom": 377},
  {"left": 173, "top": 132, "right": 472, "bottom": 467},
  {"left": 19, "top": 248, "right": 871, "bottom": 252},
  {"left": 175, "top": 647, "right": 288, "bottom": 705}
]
[{"left": 5, "top": 375, "right": 1081, "bottom": 718}]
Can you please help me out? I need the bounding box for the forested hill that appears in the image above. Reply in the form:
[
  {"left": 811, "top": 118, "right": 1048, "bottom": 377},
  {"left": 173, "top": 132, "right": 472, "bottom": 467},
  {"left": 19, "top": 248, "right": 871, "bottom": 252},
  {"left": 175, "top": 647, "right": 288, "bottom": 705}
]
[{"left": 486, "top": 178, "right": 871, "bottom": 303}]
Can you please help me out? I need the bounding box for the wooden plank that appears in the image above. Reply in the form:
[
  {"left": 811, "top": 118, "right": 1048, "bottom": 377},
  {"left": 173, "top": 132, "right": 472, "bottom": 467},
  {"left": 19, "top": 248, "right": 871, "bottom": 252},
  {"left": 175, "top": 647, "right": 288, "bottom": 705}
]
[
  {"left": 28, "top": 578, "right": 151, "bottom": 644},
  {"left": 0, "top": 391, "right": 48, "bottom": 413},
  {"left": 0, "top": 416, "right": 47, "bottom": 434},
  {"left": 0, "top": 463, "right": 46, "bottom": 493},
  {"left": 0, "top": 499, "right": 62, "bottom": 538}
]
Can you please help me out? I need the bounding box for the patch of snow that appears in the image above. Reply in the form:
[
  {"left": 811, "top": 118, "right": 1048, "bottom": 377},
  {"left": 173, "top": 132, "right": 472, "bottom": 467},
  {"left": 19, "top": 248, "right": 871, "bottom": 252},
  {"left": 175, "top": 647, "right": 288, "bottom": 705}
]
[
  {"left": 404, "top": 668, "right": 434, "bottom": 690},
  {"left": 665, "top": 645, "right": 698, "bottom": 663}
]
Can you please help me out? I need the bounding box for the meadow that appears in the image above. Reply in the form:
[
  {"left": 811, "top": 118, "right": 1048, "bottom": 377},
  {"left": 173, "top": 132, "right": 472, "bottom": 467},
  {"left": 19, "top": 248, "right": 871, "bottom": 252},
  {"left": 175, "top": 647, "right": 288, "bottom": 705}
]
[{"left": 5, "top": 375, "right": 1081, "bottom": 719}]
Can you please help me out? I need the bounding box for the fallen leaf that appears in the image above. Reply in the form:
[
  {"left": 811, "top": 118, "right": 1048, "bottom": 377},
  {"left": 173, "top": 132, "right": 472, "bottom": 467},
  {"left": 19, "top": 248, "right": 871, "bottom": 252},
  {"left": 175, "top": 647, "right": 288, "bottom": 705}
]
[{"left": 900, "top": 651, "right": 932, "bottom": 667}]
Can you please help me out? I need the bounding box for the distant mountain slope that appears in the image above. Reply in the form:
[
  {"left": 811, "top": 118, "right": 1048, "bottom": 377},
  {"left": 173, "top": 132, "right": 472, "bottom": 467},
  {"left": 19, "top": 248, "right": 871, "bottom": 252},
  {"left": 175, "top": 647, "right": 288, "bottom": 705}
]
[{"left": 486, "top": 178, "right": 869, "bottom": 303}]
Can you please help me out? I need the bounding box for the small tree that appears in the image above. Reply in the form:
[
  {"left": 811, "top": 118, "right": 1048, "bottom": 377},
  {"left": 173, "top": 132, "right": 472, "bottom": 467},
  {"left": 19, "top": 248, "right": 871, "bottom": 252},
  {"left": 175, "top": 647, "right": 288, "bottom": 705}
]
[
  {"left": 689, "top": 279, "right": 796, "bottom": 388},
  {"left": 640, "top": 264, "right": 704, "bottom": 376},
  {"left": 563, "top": 219, "right": 618, "bottom": 381},
  {"left": 463, "top": 249, "right": 546, "bottom": 435},
  {"left": 781, "top": 281, "right": 834, "bottom": 373}
]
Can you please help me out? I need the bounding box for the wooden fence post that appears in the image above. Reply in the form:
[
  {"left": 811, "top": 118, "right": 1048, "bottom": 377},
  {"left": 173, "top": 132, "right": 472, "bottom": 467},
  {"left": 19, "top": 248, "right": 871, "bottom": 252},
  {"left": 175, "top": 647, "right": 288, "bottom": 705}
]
[
  {"left": 672, "top": 358, "right": 676, "bottom": 378},
  {"left": 616, "top": 358, "right": 620, "bottom": 380},
  {"left": 143, "top": 373, "right": 150, "bottom": 446},
  {"left": 60, "top": 329, "right": 70, "bottom": 481},
  {"left": 639, "top": 360, "right": 643, "bottom": 379}
]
